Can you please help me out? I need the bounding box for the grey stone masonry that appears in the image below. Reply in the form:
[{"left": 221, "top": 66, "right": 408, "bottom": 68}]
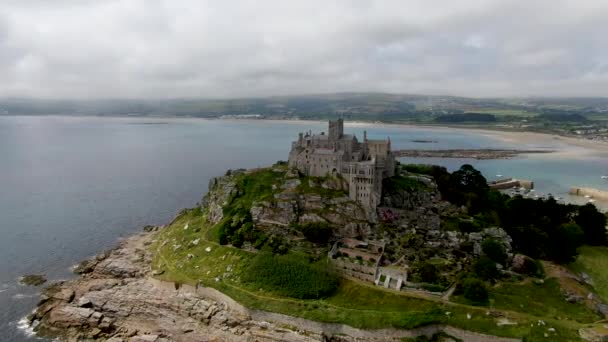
[{"left": 288, "top": 119, "right": 395, "bottom": 211}]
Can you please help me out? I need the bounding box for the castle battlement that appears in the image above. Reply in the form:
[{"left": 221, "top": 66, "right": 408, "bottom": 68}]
[{"left": 288, "top": 119, "right": 395, "bottom": 210}]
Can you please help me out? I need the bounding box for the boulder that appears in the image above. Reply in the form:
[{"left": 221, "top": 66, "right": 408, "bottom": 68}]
[
  {"left": 511, "top": 254, "right": 538, "bottom": 275},
  {"left": 50, "top": 288, "right": 75, "bottom": 303},
  {"left": 47, "top": 306, "right": 95, "bottom": 327},
  {"left": 20, "top": 274, "right": 47, "bottom": 286},
  {"left": 597, "top": 303, "right": 608, "bottom": 318}
]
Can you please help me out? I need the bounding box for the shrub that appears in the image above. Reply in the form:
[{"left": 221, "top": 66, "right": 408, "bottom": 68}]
[
  {"left": 266, "top": 235, "right": 289, "bottom": 255},
  {"left": 217, "top": 226, "right": 228, "bottom": 245},
  {"left": 458, "top": 220, "right": 482, "bottom": 233},
  {"left": 298, "top": 222, "right": 333, "bottom": 244},
  {"left": 421, "top": 283, "right": 445, "bottom": 293},
  {"left": 462, "top": 278, "right": 489, "bottom": 303},
  {"left": 241, "top": 252, "right": 339, "bottom": 299},
  {"left": 419, "top": 263, "right": 439, "bottom": 284},
  {"left": 253, "top": 233, "right": 268, "bottom": 250},
  {"left": 474, "top": 256, "right": 500, "bottom": 280},
  {"left": 231, "top": 231, "right": 244, "bottom": 248},
  {"left": 482, "top": 239, "right": 508, "bottom": 265}
]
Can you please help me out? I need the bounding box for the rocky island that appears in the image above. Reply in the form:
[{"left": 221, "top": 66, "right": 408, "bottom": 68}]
[{"left": 27, "top": 121, "right": 608, "bottom": 341}]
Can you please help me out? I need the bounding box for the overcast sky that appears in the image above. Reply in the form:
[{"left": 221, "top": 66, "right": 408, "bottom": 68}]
[{"left": 1, "top": 0, "right": 607, "bottom": 99}]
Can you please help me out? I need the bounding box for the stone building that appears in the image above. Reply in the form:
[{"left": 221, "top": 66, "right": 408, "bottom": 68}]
[{"left": 288, "top": 119, "right": 395, "bottom": 210}]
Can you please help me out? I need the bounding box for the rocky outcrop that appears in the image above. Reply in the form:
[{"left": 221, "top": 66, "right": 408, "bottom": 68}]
[
  {"left": 201, "top": 171, "right": 241, "bottom": 224},
  {"left": 29, "top": 230, "right": 327, "bottom": 341},
  {"left": 19, "top": 274, "right": 47, "bottom": 286},
  {"left": 28, "top": 227, "right": 519, "bottom": 342}
]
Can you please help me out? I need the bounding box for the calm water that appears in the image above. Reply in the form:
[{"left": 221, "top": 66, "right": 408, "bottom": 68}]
[{"left": 1, "top": 116, "right": 607, "bottom": 341}]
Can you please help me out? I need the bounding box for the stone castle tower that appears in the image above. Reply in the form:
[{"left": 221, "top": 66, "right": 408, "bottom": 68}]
[
  {"left": 288, "top": 119, "right": 395, "bottom": 211},
  {"left": 328, "top": 118, "right": 344, "bottom": 140}
]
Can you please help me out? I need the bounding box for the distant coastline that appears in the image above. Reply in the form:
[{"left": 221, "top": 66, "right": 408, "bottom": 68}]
[{"left": 4, "top": 113, "right": 608, "bottom": 158}]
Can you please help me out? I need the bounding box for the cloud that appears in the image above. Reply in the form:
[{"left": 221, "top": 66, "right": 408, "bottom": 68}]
[{"left": 0, "top": 0, "right": 607, "bottom": 98}]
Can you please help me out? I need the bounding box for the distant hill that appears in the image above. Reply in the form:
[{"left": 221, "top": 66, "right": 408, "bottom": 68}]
[
  {"left": 435, "top": 113, "right": 497, "bottom": 123},
  {"left": 1, "top": 93, "right": 607, "bottom": 122}
]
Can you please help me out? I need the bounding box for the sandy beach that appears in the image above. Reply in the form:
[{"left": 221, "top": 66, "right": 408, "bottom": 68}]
[{"left": 343, "top": 120, "right": 608, "bottom": 159}]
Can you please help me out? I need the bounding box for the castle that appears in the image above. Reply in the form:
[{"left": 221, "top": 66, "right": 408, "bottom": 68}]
[{"left": 288, "top": 119, "right": 395, "bottom": 210}]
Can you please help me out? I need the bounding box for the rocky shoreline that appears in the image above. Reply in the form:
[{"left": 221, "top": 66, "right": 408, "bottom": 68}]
[
  {"left": 26, "top": 224, "right": 525, "bottom": 342},
  {"left": 28, "top": 227, "right": 327, "bottom": 341}
]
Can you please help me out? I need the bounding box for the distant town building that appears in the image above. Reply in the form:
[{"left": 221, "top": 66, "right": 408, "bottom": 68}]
[{"left": 288, "top": 119, "right": 395, "bottom": 210}]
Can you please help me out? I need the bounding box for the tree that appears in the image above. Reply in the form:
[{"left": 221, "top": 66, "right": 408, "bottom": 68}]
[
  {"left": 575, "top": 203, "right": 607, "bottom": 245},
  {"left": 482, "top": 239, "right": 508, "bottom": 265},
  {"left": 505, "top": 225, "right": 548, "bottom": 259},
  {"left": 550, "top": 223, "right": 584, "bottom": 263},
  {"left": 449, "top": 164, "right": 489, "bottom": 213},
  {"left": 451, "top": 164, "right": 488, "bottom": 193},
  {"left": 463, "top": 278, "right": 489, "bottom": 303}
]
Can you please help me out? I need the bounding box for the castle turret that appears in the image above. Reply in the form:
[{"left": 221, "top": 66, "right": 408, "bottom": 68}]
[{"left": 328, "top": 119, "right": 344, "bottom": 141}]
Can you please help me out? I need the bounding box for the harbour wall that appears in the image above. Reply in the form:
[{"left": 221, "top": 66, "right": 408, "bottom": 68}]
[
  {"left": 569, "top": 187, "right": 608, "bottom": 200},
  {"left": 489, "top": 178, "right": 534, "bottom": 190}
]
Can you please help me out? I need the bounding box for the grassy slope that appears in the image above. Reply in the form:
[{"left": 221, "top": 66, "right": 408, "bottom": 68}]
[
  {"left": 453, "top": 279, "right": 598, "bottom": 324},
  {"left": 149, "top": 170, "right": 597, "bottom": 341},
  {"left": 152, "top": 209, "right": 591, "bottom": 341},
  {"left": 570, "top": 246, "right": 608, "bottom": 302}
]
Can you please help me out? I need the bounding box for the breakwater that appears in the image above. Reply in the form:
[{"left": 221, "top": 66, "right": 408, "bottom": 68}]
[
  {"left": 570, "top": 187, "right": 608, "bottom": 200},
  {"left": 393, "top": 149, "right": 552, "bottom": 160},
  {"left": 489, "top": 178, "right": 534, "bottom": 190}
]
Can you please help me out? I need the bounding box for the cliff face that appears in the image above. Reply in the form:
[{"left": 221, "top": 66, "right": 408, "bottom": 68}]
[
  {"left": 203, "top": 169, "right": 370, "bottom": 238},
  {"left": 201, "top": 169, "right": 513, "bottom": 285},
  {"left": 203, "top": 171, "right": 241, "bottom": 225}
]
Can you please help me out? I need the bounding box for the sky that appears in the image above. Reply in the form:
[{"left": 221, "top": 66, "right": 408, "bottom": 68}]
[{"left": 1, "top": 0, "right": 607, "bottom": 99}]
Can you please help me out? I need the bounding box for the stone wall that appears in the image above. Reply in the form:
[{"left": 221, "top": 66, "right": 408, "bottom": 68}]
[
  {"left": 150, "top": 279, "right": 522, "bottom": 342},
  {"left": 570, "top": 186, "right": 608, "bottom": 200}
]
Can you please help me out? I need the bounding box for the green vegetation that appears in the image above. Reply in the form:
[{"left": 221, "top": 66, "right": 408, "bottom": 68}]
[
  {"left": 473, "top": 257, "right": 500, "bottom": 281},
  {"left": 489, "top": 279, "right": 599, "bottom": 323},
  {"left": 383, "top": 174, "right": 429, "bottom": 192},
  {"left": 574, "top": 203, "right": 608, "bottom": 245},
  {"left": 19, "top": 274, "right": 47, "bottom": 286},
  {"left": 148, "top": 165, "right": 606, "bottom": 341},
  {"left": 570, "top": 246, "right": 608, "bottom": 302},
  {"left": 452, "top": 277, "right": 598, "bottom": 323},
  {"left": 404, "top": 163, "right": 607, "bottom": 264},
  {"left": 152, "top": 209, "right": 568, "bottom": 340},
  {"left": 214, "top": 167, "right": 286, "bottom": 249},
  {"left": 462, "top": 278, "right": 489, "bottom": 304},
  {"left": 418, "top": 262, "right": 440, "bottom": 284},
  {"left": 468, "top": 108, "right": 538, "bottom": 118},
  {"left": 241, "top": 252, "right": 339, "bottom": 299},
  {"left": 294, "top": 175, "right": 348, "bottom": 198},
  {"left": 482, "top": 239, "right": 508, "bottom": 266},
  {"left": 435, "top": 113, "right": 497, "bottom": 123}
]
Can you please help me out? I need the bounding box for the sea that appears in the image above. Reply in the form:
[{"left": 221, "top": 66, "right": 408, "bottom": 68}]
[{"left": 1, "top": 115, "right": 607, "bottom": 341}]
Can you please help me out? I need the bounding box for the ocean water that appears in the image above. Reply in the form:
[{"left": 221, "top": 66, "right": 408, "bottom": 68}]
[{"left": 1, "top": 115, "right": 607, "bottom": 341}]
